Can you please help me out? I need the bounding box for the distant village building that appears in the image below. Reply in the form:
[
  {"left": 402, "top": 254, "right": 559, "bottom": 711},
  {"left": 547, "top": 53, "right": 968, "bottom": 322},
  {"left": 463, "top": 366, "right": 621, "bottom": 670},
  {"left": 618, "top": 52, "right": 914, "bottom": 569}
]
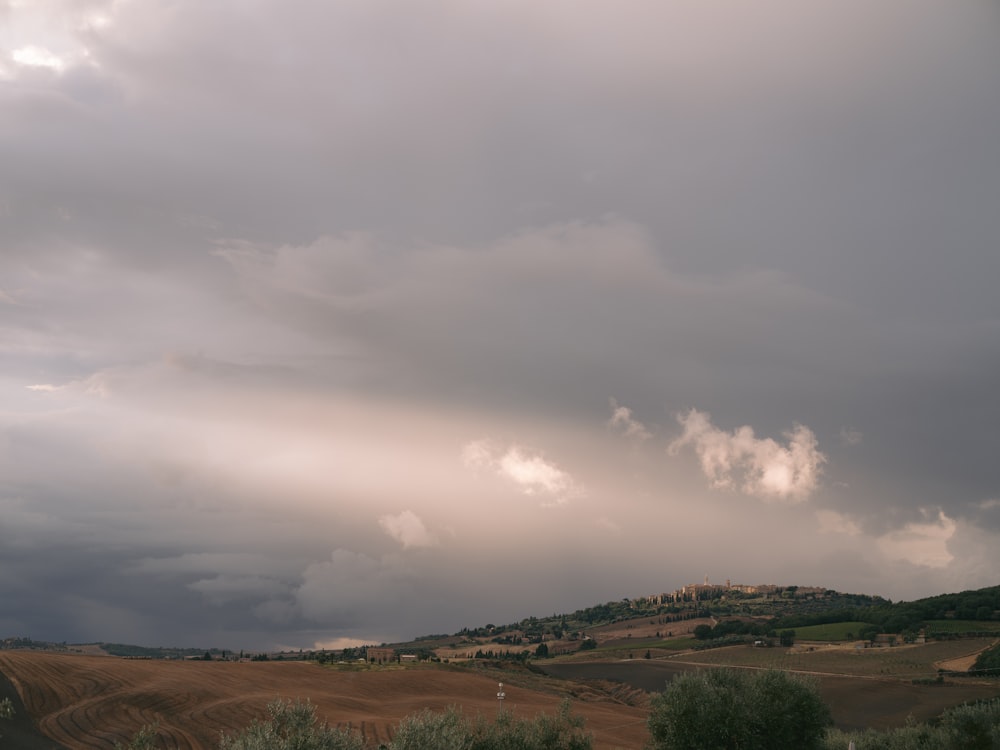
[
  {"left": 367, "top": 647, "right": 395, "bottom": 664},
  {"left": 649, "top": 578, "right": 827, "bottom": 604}
]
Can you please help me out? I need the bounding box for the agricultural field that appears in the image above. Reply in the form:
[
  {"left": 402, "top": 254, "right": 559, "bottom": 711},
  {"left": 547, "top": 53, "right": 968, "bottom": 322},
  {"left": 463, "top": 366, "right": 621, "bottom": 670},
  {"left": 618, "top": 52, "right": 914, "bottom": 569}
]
[
  {"left": 672, "top": 637, "right": 1000, "bottom": 679},
  {"left": 791, "top": 621, "right": 872, "bottom": 641},
  {"left": 924, "top": 619, "right": 1000, "bottom": 634},
  {"left": 540, "top": 659, "right": 1000, "bottom": 732},
  {"left": 0, "top": 651, "right": 650, "bottom": 750}
]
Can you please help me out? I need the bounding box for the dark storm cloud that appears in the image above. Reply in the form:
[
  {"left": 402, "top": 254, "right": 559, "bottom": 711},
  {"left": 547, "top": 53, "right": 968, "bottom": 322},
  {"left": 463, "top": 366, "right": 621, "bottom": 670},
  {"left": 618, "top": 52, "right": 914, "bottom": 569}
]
[{"left": 1, "top": 0, "right": 999, "bottom": 648}]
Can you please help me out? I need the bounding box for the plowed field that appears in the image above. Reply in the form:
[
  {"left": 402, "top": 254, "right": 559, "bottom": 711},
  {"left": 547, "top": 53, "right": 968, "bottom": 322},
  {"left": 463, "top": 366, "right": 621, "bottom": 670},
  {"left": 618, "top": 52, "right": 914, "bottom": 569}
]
[{"left": 0, "top": 652, "right": 650, "bottom": 750}]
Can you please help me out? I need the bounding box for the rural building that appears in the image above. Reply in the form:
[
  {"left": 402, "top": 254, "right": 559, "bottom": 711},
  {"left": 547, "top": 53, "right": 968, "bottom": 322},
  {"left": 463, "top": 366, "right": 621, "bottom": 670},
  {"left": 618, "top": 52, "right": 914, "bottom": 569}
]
[{"left": 367, "top": 647, "right": 395, "bottom": 664}]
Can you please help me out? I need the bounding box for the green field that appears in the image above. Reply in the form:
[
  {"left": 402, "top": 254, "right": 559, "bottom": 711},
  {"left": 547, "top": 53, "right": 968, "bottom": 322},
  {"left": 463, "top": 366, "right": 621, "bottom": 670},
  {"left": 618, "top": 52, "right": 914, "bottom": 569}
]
[
  {"left": 792, "top": 622, "right": 872, "bottom": 641},
  {"left": 924, "top": 620, "right": 1000, "bottom": 634},
  {"left": 576, "top": 636, "right": 700, "bottom": 656},
  {"left": 672, "top": 638, "right": 997, "bottom": 680}
]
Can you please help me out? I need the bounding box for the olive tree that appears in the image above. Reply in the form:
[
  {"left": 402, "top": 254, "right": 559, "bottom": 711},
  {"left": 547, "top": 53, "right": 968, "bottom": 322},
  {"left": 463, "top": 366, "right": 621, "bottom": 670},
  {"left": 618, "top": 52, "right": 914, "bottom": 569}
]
[
  {"left": 648, "top": 668, "right": 831, "bottom": 750},
  {"left": 387, "top": 700, "right": 592, "bottom": 750},
  {"left": 219, "top": 699, "right": 364, "bottom": 750},
  {"left": 114, "top": 723, "right": 160, "bottom": 750}
]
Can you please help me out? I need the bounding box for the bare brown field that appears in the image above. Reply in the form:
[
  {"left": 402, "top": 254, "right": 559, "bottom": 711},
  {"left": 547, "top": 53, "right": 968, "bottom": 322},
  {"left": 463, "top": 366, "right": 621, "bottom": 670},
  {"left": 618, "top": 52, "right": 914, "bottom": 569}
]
[{"left": 0, "top": 651, "right": 650, "bottom": 750}]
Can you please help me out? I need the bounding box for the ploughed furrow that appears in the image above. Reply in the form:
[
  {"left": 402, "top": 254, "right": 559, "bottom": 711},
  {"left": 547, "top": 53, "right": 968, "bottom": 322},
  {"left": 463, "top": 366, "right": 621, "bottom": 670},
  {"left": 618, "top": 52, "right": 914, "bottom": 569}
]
[
  {"left": 1, "top": 653, "right": 79, "bottom": 716},
  {"left": 1, "top": 651, "right": 653, "bottom": 750},
  {"left": 44, "top": 693, "right": 201, "bottom": 750}
]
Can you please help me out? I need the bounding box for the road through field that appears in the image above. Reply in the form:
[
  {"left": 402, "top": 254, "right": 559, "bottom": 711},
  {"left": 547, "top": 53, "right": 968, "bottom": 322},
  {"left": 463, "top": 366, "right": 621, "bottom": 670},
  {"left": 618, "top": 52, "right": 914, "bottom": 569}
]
[{"left": 0, "top": 652, "right": 650, "bottom": 750}]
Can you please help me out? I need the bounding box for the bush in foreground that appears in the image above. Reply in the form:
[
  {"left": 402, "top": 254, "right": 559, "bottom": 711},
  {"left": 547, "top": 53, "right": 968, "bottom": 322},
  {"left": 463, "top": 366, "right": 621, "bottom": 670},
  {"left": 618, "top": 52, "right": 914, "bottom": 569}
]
[
  {"left": 822, "top": 699, "right": 1000, "bottom": 750},
  {"left": 213, "top": 698, "right": 591, "bottom": 750},
  {"left": 389, "top": 701, "right": 591, "bottom": 750},
  {"left": 647, "top": 668, "right": 831, "bottom": 750},
  {"left": 219, "top": 699, "right": 364, "bottom": 750}
]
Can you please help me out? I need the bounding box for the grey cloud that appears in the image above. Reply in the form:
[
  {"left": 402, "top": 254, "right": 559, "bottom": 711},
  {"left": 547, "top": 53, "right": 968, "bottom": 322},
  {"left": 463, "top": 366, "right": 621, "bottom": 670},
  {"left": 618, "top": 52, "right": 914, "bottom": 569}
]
[
  {"left": 188, "top": 575, "right": 291, "bottom": 607},
  {"left": 1, "top": 0, "right": 999, "bottom": 649}
]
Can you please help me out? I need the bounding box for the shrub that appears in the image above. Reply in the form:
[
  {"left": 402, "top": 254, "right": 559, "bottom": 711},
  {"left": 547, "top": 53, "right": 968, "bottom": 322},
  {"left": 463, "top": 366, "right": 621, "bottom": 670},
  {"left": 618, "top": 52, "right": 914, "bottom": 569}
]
[
  {"left": 218, "top": 699, "right": 364, "bottom": 750},
  {"left": 821, "top": 699, "right": 1000, "bottom": 750},
  {"left": 971, "top": 642, "right": 1000, "bottom": 677},
  {"left": 648, "top": 668, "right": 831, "bottom": 750},
  {"left": 114, "top": 723, "right": 159, "bottom": 750},
  {"left": 386, "top": 701, "right": 592, "bottom": 750}
]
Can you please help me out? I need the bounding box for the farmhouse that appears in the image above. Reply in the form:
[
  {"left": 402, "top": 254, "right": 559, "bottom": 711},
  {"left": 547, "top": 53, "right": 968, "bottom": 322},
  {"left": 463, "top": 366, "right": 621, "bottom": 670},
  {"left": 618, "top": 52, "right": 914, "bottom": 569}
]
[{"left": 366, "top": 647, "right": 395, "bottom": 664}]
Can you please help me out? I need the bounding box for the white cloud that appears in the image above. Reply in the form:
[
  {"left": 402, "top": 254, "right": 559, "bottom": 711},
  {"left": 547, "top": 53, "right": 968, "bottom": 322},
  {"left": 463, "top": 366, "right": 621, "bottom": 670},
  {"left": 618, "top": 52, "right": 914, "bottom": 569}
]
[
  {"left": 499, "top": 447, "right": 570, "bottom": 495},
  {"left": 26, "top": 383, "right": 59, "bottom": 392},
  {"left": 11, "top": 45, "right": 65, "bottom": 71},
  {"left": 668, "top": 409, "right": 825, "bottom": 502},
  {"left": 462, "top": 439, "right": 581, "bottom": 505},
  {"left": 877, "top": 510, "right": 956, "bottom": 569},
  {"left": 608, "top": 398, "right": 652, "bottom": 441},
  {"left": 378, "top": 510, "right": 437, "bottom": 549}
]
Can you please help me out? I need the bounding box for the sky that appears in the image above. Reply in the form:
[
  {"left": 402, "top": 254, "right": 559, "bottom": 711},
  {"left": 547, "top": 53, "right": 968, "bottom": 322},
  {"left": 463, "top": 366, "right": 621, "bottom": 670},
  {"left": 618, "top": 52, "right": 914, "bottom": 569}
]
[{"left": 2, "top": 0, "right": 999, "bottom": 651}]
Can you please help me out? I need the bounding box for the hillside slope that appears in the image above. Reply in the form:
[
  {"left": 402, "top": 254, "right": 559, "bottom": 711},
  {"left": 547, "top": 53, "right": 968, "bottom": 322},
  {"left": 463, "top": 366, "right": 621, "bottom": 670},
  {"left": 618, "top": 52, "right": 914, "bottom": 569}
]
[{"left": 0, "top": 651, "right": 649, "bottom": 750}]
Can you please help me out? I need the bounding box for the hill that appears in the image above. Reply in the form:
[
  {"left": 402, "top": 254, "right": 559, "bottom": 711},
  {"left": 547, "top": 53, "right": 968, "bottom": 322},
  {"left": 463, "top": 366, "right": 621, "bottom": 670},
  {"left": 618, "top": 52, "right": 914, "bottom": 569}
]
[
  {"left": 2, "top": 583, "right": 1000, "bottom": 749},
  {"left": 0, "top": 651, "right": 650, "bottom": 750}
]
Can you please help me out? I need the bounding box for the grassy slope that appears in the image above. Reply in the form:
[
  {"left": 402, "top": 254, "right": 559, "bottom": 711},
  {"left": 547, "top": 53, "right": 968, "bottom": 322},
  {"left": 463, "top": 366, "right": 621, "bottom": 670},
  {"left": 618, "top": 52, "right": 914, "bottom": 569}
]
[
  {"left": 924, "top": 620, "right": 1000, "bottom": 633},
  {"left": 792, "top": 622, "right": 873, "bottom": 641}
]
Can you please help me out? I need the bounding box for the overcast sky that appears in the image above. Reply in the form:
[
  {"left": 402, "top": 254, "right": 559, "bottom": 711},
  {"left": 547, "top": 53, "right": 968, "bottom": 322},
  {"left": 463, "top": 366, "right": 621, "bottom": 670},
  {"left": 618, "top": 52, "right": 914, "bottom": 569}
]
[{"left": 2, "top": 0, "right": 999, "bottom": 651}]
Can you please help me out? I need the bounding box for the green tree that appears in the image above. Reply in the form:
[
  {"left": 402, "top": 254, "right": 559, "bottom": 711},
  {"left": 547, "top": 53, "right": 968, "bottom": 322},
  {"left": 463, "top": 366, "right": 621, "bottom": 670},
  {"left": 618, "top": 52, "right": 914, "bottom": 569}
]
[
  {"left": 388, "top": 708, "right": 471, "bottom": 750},
  {"left": 971, "top": 642, "right": 1000, "bottom": 677},
  {"left": 648, "top": 668, "right": 831, "bottom": 750},
  {"left": 219, "top": 699, "right": 364, "bottom": 750},
  {"left": 534, "top": 642, "right": 549, "bottom": 658},
  {"left": 779, "top": 629, "right": 796, "bottom": 647}
]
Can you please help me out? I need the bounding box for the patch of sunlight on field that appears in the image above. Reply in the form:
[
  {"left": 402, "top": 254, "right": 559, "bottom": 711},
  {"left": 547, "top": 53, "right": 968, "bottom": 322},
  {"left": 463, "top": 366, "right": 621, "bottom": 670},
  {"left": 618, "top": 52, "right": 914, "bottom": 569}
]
[{"left": 674, "top": 638, "right": 998, "bottom": 679}]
